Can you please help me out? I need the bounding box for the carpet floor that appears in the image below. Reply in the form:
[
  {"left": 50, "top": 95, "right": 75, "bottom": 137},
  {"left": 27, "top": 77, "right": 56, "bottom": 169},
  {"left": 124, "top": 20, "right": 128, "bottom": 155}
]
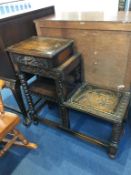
[{"left": 0, "top": 88, "right": 131, "bottom": 175}]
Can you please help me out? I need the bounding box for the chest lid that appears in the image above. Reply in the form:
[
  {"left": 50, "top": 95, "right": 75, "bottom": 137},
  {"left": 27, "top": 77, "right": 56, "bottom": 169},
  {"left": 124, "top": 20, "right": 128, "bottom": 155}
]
[{"left": 6, "top": 36, "right": 73, "bottom": 58}]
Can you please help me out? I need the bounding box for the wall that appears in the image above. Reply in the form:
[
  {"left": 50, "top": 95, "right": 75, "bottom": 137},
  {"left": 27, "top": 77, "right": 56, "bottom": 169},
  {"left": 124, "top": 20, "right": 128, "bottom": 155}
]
[
  {"left": 53, "top": 0, "right": 119, "bottom": 13},
  {"left": 0, "top": 0, "right": 120, "bottom": 19},
  {"left": 0, "top": 0, "right": 53, "bottom": 19},
  {"left": 34, "top": 0, "right": 120, "bottom": 19}
]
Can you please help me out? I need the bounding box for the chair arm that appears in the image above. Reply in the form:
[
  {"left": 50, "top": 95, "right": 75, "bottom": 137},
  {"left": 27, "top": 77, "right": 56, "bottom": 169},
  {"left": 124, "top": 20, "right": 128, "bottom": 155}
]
[
  {"left": 56, "top": 53, "right": 81, "bottom": 75},
  {"left": 0, "top": 80, "right": 5, "bottom": 114}
]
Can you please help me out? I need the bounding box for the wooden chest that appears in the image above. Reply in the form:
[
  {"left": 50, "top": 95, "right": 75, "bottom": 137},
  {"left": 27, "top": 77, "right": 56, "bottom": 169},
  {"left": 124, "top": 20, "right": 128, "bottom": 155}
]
[
  {"left": 6, "top": 36, "right": 74, "bottom": 69},
  {"left": 34, "top": 12, "right": 131, "bottom": 91}
]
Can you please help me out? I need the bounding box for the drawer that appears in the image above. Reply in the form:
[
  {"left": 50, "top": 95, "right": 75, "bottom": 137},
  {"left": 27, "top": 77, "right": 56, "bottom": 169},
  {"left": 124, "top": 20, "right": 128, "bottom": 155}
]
[
  {"left": 12, "top": 44, "right": 73, "bottom": 69},
  {"left": 13, "top": 54, "right": 51, "bottom": 69},
  {"left": 7, "top": 36, "right": 74, "bottom": 68}
]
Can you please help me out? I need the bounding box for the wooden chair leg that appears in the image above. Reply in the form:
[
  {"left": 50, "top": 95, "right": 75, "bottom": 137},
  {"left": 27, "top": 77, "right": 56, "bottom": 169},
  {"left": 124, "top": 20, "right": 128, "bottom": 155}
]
[
  {"left": 13, "top": 129, "right": 28, "bottom": 145},
  {"left": 13, "top": 129, "right": 38, "bottom": 149},
  {"left": 0, "top": 129, "right": 38, "bottom": 157},
  {"left": 0, "top": 134, "right": 18, "bottom": 157}
]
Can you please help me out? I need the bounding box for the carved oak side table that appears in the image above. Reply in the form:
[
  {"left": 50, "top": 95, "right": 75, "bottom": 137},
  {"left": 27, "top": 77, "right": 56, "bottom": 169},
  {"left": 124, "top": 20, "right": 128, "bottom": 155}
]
[{"left": 6, "top": 36, "right": 82, "bottom": 127}]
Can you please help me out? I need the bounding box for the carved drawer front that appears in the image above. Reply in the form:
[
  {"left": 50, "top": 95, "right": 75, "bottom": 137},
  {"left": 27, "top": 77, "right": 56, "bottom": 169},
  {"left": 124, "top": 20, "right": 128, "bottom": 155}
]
[
  {"left": 7, "top": 36, "right": 74, "bottom": 68},
  {"left": 15, "top": 54, "right": 50, "bottom": 69}
]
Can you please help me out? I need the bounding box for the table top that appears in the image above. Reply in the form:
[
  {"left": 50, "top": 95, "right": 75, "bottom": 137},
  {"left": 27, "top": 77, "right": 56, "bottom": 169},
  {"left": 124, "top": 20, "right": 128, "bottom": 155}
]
[
  {"left": 34, "top": 11, "right": 131, "bottom": 23},
  {"left": 6, "top": 36, "right": 73, "bottom": 58}
]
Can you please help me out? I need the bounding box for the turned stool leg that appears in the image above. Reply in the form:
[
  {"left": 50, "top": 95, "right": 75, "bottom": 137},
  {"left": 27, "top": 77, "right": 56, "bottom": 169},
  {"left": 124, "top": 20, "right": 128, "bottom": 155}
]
[
  {"left": 59, "top": 105, "right": 70, "bottom": 128},
  {"left": 18, "top": 73, "right": 39, "bottom": 124},
  {"left": 55, "top": 73, "right": 70, "bottom": 128},
  {"left": 108, "top": 122, "right": 123, "bottom": 159},
  {"left": 11, "top": 82, "right": 31, "bottom": 126}
]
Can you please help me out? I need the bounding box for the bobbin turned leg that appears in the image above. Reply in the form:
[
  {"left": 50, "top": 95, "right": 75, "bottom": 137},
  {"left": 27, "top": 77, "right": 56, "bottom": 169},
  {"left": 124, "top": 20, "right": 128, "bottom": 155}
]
[
  {"left": 55, "top": 72, "right": 70, "bottom": 128},
  {"left": 18, "top": 72, "right": 39, "bottom": 124},
  {"left": 108, "top": 122, "right": 123, "bottom": 159},
  {"left": 11, "top": 81, "right": 31, "bottom": 126},
  {"left": 59, "top": 105, "right": 70, "bottom": 128}
]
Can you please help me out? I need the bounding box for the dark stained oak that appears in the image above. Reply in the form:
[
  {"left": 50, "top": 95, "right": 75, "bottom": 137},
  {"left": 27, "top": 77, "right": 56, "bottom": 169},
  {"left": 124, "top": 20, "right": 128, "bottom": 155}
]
[{"left": 7, "top": 36, "right": 74, "bottom": 68}]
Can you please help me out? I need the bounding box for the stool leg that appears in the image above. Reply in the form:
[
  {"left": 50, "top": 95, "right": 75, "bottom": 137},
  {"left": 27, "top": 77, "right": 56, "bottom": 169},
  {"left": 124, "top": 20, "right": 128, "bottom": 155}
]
[
  {"left": 11, "top": 82, "right": 31, "bottom": 126},
  {"left": 108, "top": 122, "right": 123, "bottom": 159},
  {"left": 55, "top": 73, "right": 70, "bottom": 128},
  {"left": 59, "top": 105, "right": 70, "bottom": 128},
  {"left": 18, "top": 72, "right": 39, "bottom": 124}
]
